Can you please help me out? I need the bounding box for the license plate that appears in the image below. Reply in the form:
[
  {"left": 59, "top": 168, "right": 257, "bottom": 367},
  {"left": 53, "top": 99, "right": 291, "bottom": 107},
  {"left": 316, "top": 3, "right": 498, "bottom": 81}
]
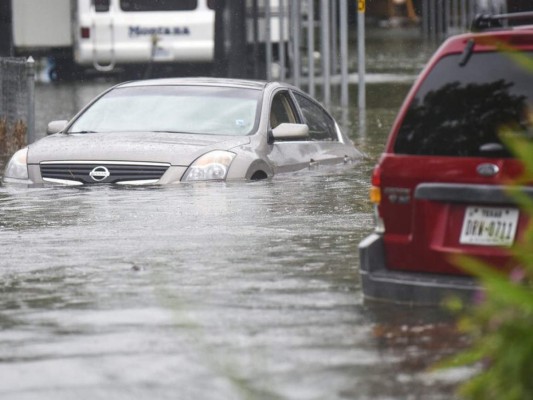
[{"left": 460, "top": 206, "right": 519, "bottom": 246}]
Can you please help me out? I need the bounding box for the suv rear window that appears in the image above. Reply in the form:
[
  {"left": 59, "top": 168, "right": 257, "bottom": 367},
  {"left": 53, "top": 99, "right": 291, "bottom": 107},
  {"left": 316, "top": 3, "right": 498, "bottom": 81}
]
[
  {"left": 120, "top": 0, "right": 197, "bottom": 12},
  {"left": 394, "top": 51, "right": 533, "bottom": 157}
]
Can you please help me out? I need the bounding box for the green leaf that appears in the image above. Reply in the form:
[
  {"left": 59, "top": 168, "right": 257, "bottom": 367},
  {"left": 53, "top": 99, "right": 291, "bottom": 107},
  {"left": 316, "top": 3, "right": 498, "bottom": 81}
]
[
  {"left": 433, "top": 345, "right": 485, "bottom": 369},
  {"left": 453, "top": 256, "right": 533, "bottom": 313},
  {"left": 501, "top": 132, "right": 533, "bottom": 178}
]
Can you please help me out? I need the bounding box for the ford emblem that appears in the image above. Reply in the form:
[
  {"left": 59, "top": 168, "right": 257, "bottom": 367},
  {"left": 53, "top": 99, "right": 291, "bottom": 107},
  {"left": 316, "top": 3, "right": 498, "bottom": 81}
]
[
  {"left": 89, "top": 166, "right": 110, "bottom": 182},
  {"left": 476, "top": 163, "right": 499, "bottom": 177}
]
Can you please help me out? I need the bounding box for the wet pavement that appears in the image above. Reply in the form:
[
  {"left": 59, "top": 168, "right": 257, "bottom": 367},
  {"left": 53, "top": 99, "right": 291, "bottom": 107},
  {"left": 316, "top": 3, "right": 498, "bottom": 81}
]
[{"left": 0, "top": 29, "right": 472, "bottom": 399}]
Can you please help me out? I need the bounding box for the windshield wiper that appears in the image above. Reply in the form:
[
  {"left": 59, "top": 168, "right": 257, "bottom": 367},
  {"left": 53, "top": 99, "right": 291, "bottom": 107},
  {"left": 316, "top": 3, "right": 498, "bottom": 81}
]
[
  {"left": 68, "top": 130, "right": 97, "bottom": 134},
  {"left": 459, "top": 39, "right": 475, "bottom": 67}
]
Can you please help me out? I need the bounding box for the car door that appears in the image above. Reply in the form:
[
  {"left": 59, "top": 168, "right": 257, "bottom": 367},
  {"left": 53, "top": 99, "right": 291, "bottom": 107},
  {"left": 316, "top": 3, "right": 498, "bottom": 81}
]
[
  {"left": 266, "top": 90, "right": 349, "bottom": 174},
  {"left": 292, "top": 91, "right": 353, "bottom": 165},
  {"left": 266, "top": 90, "right": 322, "bottom": 173}
]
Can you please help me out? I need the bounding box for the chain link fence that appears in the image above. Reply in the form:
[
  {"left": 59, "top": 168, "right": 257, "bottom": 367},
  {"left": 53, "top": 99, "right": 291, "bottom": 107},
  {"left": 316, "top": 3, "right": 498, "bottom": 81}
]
[{"left": 0, "top": 57, "right": 35, "bottom": 157}]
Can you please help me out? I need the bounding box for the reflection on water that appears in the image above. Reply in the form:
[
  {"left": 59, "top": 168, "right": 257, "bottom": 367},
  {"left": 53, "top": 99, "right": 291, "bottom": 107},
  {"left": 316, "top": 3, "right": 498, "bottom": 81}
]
[{"left": 0, "top": 32, "right": 470, "bottom": 400}]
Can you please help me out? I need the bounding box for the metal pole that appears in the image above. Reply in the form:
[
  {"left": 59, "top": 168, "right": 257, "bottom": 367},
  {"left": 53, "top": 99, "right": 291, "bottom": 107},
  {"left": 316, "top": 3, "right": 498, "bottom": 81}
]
[
  {"left": 469, "top": 0, "right": 477, "bottom": 23},
  {"left": 307, "top": 0, "right": 315, "bottom": 97},
  {"left": 26, "top": 56, "right": 35, "bottom": 144},
  {"left": 443, "top": 1, "right": 451, "bottom": 36},
  {"left": 460, "top": 0, "right": 467, "bottom": 31},
  {"left": 252, "top": 0, "right": 260, "bottom": 79},
  {"left": 429, "top": 0, "right": 438, "bottom": 42},
  {"left": 265, "top": 0, "right": 272, "bottom": 80},
  {"left": 452, "top": 0, "right": 459, "bottom": 33},
  {"left": 320, "top": 0, "right": 330, "bottom": 106},
  {"left": 278, "top": 0, "right": 286, "bottom": 81},
  {"left": 340, "top": 0, "right": 348, "bottom": 108},
  {"left": 290, "top": 1, "right": 301, "bottom": 87},
  {"left": 422, "top": 0, "right": 429, "bottom": 39},
  {"left": 213, "top": 0, "right": 227, "bottom": 77},
  {"left": 436, "top": 0, "right": 443, "bottom": 41},
  {"left": 289, "top": 1, "right": 295, "bottom": 85},
  {"left": 228, "top": 0, "right": 247, "bottom": 78},
  {"left": 357, "top": 0, "right": 366, "bottom": 134},
  {"left": 330, "top": 0, "right": 338, "bottom": 76}
]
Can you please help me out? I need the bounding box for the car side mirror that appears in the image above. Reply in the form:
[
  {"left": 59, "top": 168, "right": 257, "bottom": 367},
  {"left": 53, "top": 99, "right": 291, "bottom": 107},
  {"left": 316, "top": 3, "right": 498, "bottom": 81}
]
[
  {"left": 271, "top": 123, "right": 309, "bottom": 141},
  {"left": 47, "top": 120, "right": 68, "bottom": 135}
]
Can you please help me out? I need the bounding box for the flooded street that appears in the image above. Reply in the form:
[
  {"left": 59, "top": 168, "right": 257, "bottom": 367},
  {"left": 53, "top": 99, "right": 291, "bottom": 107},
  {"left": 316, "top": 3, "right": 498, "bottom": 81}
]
[{"left": 0, "top": 30, "right": 470, "bottom": 399}]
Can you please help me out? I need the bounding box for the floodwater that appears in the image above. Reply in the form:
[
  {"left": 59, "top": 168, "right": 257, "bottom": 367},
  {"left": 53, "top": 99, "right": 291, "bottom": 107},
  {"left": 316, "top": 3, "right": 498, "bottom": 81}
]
[{"left": 0, "top": 29, "right": 472, "bottom": 399}]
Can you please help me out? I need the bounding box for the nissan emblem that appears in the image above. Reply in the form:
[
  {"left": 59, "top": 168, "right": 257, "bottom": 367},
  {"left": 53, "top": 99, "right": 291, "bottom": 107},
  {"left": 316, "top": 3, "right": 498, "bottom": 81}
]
[{"left": 89, "top": 166, "right": 110, "bottom": 182}]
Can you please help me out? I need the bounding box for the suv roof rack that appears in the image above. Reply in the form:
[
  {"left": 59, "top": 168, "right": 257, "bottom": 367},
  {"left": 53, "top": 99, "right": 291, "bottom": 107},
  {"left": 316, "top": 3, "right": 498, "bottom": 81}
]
[{"left": 471, "top": 11, "right": 533, "bottom": 32}]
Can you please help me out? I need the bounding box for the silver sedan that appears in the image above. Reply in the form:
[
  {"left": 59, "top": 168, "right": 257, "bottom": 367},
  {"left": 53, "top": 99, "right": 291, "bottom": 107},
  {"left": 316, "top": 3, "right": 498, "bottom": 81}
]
[{"left": 3, "top": 78, "right": 362, "bottom": 185}]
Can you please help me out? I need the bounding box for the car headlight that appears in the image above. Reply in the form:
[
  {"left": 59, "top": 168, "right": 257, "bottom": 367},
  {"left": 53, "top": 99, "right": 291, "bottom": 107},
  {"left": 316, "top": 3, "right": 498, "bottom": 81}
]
[
  {"left": 182, "top": 150, "right": 236, "bottom": 182},
  {"left": 3, "top": 148, "right": 29, "bottom": 182}
]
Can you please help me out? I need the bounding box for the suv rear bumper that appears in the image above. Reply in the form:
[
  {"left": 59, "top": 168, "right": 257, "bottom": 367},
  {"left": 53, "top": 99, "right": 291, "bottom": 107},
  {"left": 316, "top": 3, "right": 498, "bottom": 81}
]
[{"left": 358, "top": 233, "right": 479, "bottom": 306}]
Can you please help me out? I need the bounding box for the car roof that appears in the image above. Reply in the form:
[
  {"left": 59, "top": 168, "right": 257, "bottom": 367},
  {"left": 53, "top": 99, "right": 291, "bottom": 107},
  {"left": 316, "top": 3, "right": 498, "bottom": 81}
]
[
  {"left": 437, "top": 28, "right": 533, "bottom": 55},
  {"left": 117, "top": 77, "right": 273, "bottom": 91},
  {"left": 433, "top": 12, "right": 533, "bottom": 56}
]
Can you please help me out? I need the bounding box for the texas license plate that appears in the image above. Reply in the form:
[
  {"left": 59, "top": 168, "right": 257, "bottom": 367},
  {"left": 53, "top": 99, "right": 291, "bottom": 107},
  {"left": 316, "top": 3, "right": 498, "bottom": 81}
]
[{"left": 460, "top": 206, "right": 519, "bottom": 246}]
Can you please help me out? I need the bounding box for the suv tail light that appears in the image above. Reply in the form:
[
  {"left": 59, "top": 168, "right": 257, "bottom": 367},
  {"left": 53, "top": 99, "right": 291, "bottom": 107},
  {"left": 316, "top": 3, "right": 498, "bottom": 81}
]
[
  {"left": 369, "top": 166, "right": 385, "bottom": 233},
  {"left": 369, "top": 166, "right": 381, "bottom": 205}
]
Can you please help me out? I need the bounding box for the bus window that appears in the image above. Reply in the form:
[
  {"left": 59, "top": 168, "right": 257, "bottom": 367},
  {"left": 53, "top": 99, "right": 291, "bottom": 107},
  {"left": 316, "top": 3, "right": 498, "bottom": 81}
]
[
  {"left": 94, "top": 0, "right": 110, "bottom": 12},
  {"left": 120, "top": 0, "right": 198, "bottom": 12}
]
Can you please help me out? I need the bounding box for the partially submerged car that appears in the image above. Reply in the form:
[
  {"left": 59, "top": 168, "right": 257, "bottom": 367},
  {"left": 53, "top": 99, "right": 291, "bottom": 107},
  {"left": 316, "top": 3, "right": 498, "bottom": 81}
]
[
  {"left": 359, "top": 12, "right": 533, "bottom": 305},
  {"left": 3, "top": 78, "right": 362, "bottom": 185}
]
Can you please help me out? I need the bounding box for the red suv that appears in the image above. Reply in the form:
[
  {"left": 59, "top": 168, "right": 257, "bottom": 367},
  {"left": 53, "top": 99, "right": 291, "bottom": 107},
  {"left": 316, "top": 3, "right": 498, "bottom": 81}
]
[{"left": 359, "top": 12, "right": 533, "bottom": 305}]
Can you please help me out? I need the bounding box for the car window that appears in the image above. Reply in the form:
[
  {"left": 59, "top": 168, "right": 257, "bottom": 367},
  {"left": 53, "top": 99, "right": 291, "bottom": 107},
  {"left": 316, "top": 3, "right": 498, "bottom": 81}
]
[
  {"left": 293, "top": 92, "right": 338, "bottom": 141},
  {"left": 69, "top": 85, "right": 261, "bottom": 136},
  {"left": 394, "top": 51, "right": 533, "bottom": 157},
  {"left": 270, "top": 91, "right": 297, "bottom": 129}
]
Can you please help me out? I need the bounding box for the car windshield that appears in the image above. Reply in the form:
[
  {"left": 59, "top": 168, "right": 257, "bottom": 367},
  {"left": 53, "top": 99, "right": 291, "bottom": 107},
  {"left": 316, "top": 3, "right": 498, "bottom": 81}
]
[
  {"left": 394, "top": 51, "right": 533, "bottom": 157},
  {"left": 69, "top": 85, "right": 261, "bottom": 136}
]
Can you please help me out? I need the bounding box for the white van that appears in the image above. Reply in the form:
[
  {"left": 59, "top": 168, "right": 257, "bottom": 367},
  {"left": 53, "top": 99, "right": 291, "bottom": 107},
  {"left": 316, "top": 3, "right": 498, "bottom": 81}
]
[{"left": 74, "top": 0, "right": 215, "bottom": 71}]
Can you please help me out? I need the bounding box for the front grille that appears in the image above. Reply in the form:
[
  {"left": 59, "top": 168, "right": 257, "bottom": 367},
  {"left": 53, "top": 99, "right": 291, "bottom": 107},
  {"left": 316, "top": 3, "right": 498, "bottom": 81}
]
[{"left": 40, "top": 161, "right": 170, "bottom": 184}]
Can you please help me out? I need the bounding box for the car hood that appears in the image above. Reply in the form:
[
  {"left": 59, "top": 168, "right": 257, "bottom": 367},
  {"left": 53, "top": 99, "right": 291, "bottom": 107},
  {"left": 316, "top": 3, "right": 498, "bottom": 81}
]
[{"left": 27, "top": 131, "right": 251, "bottom": 165}]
